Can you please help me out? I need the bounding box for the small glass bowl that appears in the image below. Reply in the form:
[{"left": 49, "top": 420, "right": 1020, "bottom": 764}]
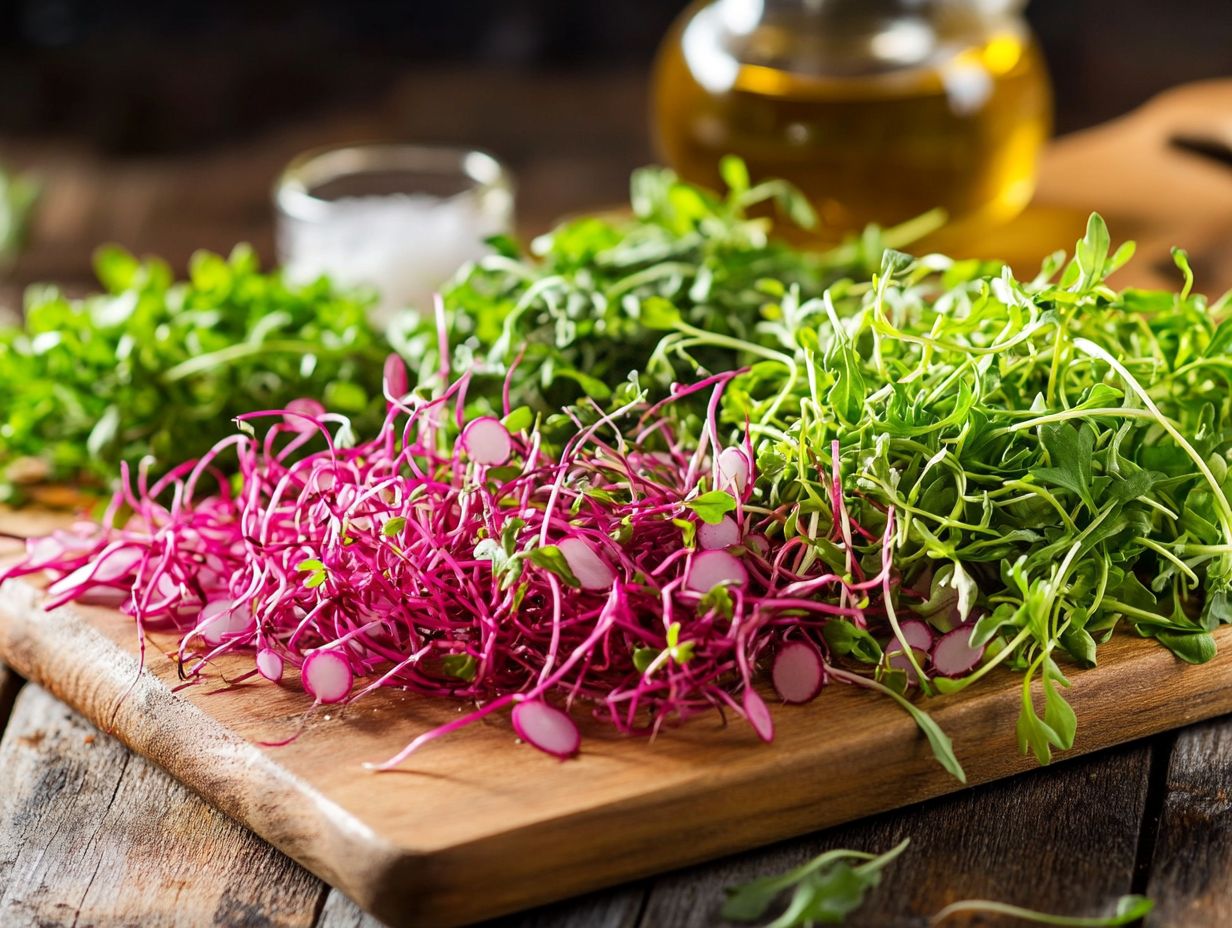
[{"left": 273, "top": 143, "right": 515, "bottom": 325}]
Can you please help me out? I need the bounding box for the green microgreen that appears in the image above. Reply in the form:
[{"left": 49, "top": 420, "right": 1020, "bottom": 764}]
[
  {"left": 723, "top": 839, "right": 909, "bottom": 927},
  {"left": 0, "top": 245, "right": 393, "bottom": 500}
]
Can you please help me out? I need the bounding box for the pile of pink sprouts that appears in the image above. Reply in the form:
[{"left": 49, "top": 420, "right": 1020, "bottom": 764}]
[{"left": 0, "top": 355, "right": 963, "bottom": 766}]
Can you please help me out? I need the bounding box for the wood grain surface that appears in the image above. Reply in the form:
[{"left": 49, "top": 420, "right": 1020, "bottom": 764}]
[
  {"left": 638, "top": 741, "right": 1156, "bottom": 928},
  {"left": 0, "top": 673, "right": 1198, "bottom": 928},
  {"left": 0, "top": 684, "right": 323, "bottom": 927},
  {"left": 1145, "top": 722, "right": 1232, "bottom": 927},
  {"left": 2, "top": 544, "right": 1232, "bottom": 927}
]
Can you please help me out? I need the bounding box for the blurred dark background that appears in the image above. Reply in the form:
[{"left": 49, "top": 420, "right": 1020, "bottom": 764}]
[
  {"left": 0, "top": 0, "right": 1228, "bottom": 298},
  {"left": 1, "top": 0, "right": 1229, "bottom": 154}
]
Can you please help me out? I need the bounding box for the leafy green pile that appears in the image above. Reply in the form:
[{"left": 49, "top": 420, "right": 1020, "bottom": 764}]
[
  {"left": 0, "top": 162, "right": 917, "bottom": 502},
  {"left": 656, "top": 214, "right": 1232, "bottom": 763},
  {"left": 0, "top": 245, "right": 391, "bottom": 500},
  {"left": 424, "top": 157, "right": 942, "bottom": 415}
]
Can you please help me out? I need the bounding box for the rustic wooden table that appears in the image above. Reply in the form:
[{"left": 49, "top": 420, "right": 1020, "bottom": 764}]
[{"left": 1, "top": 71, "right": 1231, "bottom": 927}]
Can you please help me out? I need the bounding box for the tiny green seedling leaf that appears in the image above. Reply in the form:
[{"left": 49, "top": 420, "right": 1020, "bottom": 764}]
[
  {"left": 723, "top": 839, "right": 909, "bottom": 926},
  {"left": 527, "top": 545, "right": 582, "bottom": 588},
  {"left": 441, "top": 653, "right": 478, "bottom": 682},
  {"left": 632, "top": 648, "right": 659, "bottom": 674},
  {"left": 296, "top": 558, "right": 328, "bottom": 589},
  {"left": 686, "top": 489, "right": 737, "bottom": 524},
  {"left": 698, "top": 584, "right": 734, "bottom": 620}
]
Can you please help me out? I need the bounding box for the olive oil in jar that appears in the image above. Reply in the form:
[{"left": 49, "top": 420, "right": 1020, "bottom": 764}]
[{"left": 653, "top": 0, "right": 1052, "bottom": 237}]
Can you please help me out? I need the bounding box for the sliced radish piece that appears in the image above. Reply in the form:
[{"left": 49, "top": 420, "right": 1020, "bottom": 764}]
[
  {"left": 256, "top": 649, "right": 284, "bottom": 683},
  {"left": 558, "top": 536, "right": 616, "bottom": 591},
  {"left": 898, "top": 620, "right": 934, "bottom": 653},
  {"left": 302, "top": 649, "right": 353, "bottom": 704},
  {"left": 932, "top": 626, "right": 985, "bottom": 677},
  {"left": 686, "top": 549, "right": 748, "bottom": 593},
  {"left": 886, "top": 641, "right": 929, "bottom": 686},
  {"left": 772, "top": 641, "right": 826, "bottom": 704},
  {"left": 743, "top": 688, "right": 774, "bottom": 742},
  {"left": 283, "top": 398, "right": 326, "bottom": 432},
  {"left": 198, "top": 600, "right": 255, "bottom": 646},
  {"left": 459, "top": 417, "right": 512, "bottom": 466},
  {"left": 512, "top": 700, "right": 580, "bottom": 759},
  {"left": 383, "top": 353, "right": 409, "bottom": 400},
  {"left": 716, "top": 446, "right": 751, "bottom": 495},
  {"left": 697, "top": 515, "right": 740, "bottom": 551}
]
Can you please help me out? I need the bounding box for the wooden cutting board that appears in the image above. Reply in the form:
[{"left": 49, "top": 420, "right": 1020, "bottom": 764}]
[
  {"left": 961, "top": 78, "right": 1232, "bottom": 294},
  {"left": 3, "top": 81, "right": 1232, "bottom": 928}
]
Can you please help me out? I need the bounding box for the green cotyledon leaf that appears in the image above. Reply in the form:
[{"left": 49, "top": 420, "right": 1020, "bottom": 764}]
[
  {"left": 686, "top": 489, "right": 737, "bottom": 524},
  {"left": 723, "top": 840, "right": 909, "bottom": 926}
]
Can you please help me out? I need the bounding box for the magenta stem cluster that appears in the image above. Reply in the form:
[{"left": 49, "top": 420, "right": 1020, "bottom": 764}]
[{"left": 2, "top": 358, "right": 899, "bottom": 765}]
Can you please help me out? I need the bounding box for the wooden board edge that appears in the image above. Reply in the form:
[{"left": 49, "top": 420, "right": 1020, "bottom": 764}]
[{"left": 0, "top": 579, "right": 409, "bottom": 920}]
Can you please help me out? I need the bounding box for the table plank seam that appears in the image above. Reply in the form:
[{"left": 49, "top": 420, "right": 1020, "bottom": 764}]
[
  {"left": 0, "top": 664, "right": 22, "bottom": 737},
  {"left": 625, "top": 886, "right": 651, "bottom": 928},
  {"left": 309, "top": 884, "right": 339, "bottom": 927},
  {"left": 1134, "top": 736, "right": 1176, "bottom": 893},
  {"left": 1131, "top": 734, "right": 1176, "bottom": 897}
]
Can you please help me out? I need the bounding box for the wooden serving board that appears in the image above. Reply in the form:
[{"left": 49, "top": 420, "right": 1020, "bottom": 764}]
[
  {"left": 2, "top": 515, "right": 1232, "bottom": 928},
  {"left": 942, "top": 79, "right": 1232, "bottom": 295},
  {"left": 3, "top": 82, "right": 1232, "bottom": 928}
]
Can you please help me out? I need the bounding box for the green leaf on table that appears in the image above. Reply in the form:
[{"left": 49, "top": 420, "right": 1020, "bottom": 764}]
[
  {"left": 723, "top": 839, "right": 909, "bottom": 926},
  {"left": 931, "top": 892, "right": 1154, "bottom": 926},
  {"left": 1155, "top": 629, "right": 1217, "bottom": 665}
]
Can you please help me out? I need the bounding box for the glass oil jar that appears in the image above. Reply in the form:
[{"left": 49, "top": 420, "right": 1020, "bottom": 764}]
[{"left": 652, "top": 0, "right": 1052, "bottom": 238}]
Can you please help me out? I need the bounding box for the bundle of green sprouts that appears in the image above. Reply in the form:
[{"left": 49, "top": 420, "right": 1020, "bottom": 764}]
[{"left": 690, "top": 216, "right": 1232, "bottom": 762}]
